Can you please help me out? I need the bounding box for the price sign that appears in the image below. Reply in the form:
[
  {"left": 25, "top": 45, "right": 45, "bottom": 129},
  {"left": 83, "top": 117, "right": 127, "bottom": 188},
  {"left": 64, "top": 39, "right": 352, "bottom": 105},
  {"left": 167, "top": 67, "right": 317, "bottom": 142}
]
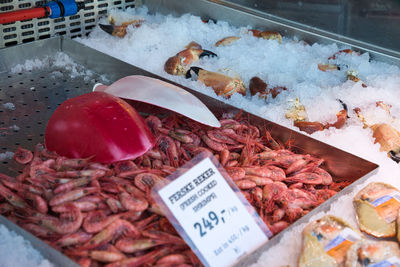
[{"left": 153, "top": 153, "right": 271, "bottom": 267}]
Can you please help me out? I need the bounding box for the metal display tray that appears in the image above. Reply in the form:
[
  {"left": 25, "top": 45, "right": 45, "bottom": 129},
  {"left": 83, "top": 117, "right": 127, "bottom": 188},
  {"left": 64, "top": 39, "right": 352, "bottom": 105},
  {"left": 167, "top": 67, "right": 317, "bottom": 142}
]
[{"left": 0, "top": 37, "right": 378, "bottom": 266}]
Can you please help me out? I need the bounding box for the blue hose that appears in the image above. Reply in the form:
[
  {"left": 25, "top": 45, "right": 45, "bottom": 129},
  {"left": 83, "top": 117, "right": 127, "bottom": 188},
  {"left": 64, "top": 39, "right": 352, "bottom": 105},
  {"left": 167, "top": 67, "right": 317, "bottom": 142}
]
[{"left": 45, "top": 0, "right": 84, "bottom": 19}]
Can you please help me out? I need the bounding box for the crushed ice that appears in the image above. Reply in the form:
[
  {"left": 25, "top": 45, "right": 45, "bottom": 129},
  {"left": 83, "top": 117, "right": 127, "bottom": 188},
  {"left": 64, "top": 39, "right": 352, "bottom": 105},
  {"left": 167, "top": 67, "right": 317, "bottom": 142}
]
[
  {"left": 10, "top": 52, "right": 95, "bottom": 79},
  {"left": 0, "top": 225, "right": 53, "bottom": 267}
]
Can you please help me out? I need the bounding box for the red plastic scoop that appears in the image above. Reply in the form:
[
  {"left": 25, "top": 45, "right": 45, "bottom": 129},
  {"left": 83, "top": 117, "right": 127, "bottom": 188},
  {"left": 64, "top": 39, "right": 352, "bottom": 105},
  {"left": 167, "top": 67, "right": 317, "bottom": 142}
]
[{"left": 45, "top": 91, "right": 155, "bottom": 163}]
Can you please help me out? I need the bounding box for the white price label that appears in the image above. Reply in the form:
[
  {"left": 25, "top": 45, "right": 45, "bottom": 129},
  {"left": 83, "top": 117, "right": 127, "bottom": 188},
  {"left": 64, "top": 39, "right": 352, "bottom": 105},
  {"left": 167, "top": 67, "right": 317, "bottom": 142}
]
[{"left": 153, "top": 155, "right": 270, "bottom": 267}]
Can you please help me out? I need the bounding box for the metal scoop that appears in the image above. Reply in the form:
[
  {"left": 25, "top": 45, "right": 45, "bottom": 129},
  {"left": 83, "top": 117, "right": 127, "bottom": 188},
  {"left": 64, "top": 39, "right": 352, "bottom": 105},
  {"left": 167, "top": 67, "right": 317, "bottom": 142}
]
[{"left": 93, "top": 75, "right": 221, "bottom": 128}]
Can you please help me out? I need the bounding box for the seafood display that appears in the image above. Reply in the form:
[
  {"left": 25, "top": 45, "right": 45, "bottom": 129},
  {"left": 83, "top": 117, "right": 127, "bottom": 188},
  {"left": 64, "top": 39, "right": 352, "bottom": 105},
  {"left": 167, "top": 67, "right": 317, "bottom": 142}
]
[
  {"left": 56, "top": 5, "right": 400, "bottom": 267},
  {"left": 74, "top": 7, "right": 400, "bottom": 161},
  {"left": 215, "top": 31, "right": 368, "bottom": 133},
  {"left": 162, "top": 28, "right": 283, "bottom": 100},
  {"left": 163, "top": 42, "right": 246, "bottom": 98},
  {"left": 320, "top": 49, "right": 367, "bottom": 88},
  {"left": 160, "top": 23, "right": 366, "bottom": 133},
  {"left": 0, "top": 110, "right": 349, "bottom": 266},
  {"left": 353, "top": 182, "right": 400, "bottom": 237}
]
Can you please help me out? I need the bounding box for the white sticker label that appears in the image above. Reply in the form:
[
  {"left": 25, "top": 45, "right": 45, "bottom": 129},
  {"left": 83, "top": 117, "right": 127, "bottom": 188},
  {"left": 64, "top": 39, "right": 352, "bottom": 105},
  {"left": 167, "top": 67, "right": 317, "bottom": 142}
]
[
  {"left": 323, "top": 227, "right": 361, "bottom": 252},
  {"left": 371, "top": 191, "right": 400, "bottom": 206},
  {"left": 156, "top": 157, "right": 269, "bottom": 267}
]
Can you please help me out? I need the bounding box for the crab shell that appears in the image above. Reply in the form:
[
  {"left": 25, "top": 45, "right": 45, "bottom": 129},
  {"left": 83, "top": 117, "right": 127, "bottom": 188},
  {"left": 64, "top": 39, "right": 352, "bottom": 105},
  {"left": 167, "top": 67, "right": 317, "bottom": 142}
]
[
  {"left": 196, "top": 69, "right": 246, "bottom": 98},
  {"left": 298, "top": 215, "right": 361, "bottom": 267},
  {"left": 345, "top": 240, "right": 400, "bottom": 267},
  {"left": 353, "top": 182, "right": 400, "bottom": 238}
]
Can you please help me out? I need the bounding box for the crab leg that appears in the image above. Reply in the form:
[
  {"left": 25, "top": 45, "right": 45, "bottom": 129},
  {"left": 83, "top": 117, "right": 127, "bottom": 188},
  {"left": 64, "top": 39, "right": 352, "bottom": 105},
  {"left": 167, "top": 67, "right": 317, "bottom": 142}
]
[
  {"left": 199, "top": 50, "right": 217, "bottom": 58},
  {"left": 215, "top": 36, "right": 241, "bottom": 47},
  {"left": 326, "top": 99, "right": 349, "bottom": 129},
  {"left": 99, "top": 19, "right": 143, "bottom": 38},
  {"left": 389, "top": 151, "right": 400, "bottom": 163},
  {"left": 248, "top": 29, "right": 282, "bottom": 43},
  {"left": 292, "top": 99, "right": 349, "bottom": 134},
  {"left": 355, "top": 106, "right": 400, "bottom": 162},
  {"left": 186, "top": 66, "right": 246, "bottom": 98}
]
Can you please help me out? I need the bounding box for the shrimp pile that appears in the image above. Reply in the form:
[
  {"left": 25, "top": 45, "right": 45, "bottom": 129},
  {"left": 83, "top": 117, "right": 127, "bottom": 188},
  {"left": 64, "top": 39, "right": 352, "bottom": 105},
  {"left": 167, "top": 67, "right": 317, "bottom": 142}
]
[{"left": 0, "top": 113, "right": 349, "bottom": 266}]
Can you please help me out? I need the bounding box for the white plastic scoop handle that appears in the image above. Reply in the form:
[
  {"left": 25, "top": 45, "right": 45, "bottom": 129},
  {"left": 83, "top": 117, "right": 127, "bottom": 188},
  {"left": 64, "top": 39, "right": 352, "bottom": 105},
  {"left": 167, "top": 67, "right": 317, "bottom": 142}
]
[{"left": 93, "top": 75, "right": 221, "bottom": 128}]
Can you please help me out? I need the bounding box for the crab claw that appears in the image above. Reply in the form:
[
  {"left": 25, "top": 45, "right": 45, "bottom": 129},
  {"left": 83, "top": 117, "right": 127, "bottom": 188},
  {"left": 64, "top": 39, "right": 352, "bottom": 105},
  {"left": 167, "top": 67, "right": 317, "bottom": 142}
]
[
  {"left": 328, "top": 49, "right": 358, "bottom": 60},
  {"left": 318, "top": 64, "right": 339, "bottom": 72},
  {"left": 294, "top": 121, "right": 324, "bottom": 134},
  {"left": 249, "top": 76, "right": 286, "bottom": 102},
  {"left": 389, "top": 151, "right": 400, "bottom": 163},
  {"left": 164, "top": 56, "right": 186, "bottom": 76},
  {"left": 337, "top": 99, "right": 348, "bottom": 112},
  {"left": 185, "top": 66, "right": 202, "bottom": 79},
  {"left": 99, "top": 24, "right": 115, "bottom": 35},
  {"left": 249, "top": 76, "right": 267, "bottom": 96},
  {"left": 186, "top": 67, "right": 246, "bottom": 98},
  {"left": 201, "top": 17, "right": 217, "bottom": 24},
  {"left": 199, "top": 50, "right": 217, "bottom": 58},
  {"left": 337, "top": 99, "right": 350, "bottom": 118},
  {"left": 325, "top": 99, "right": 349, "bottom": 129},
  {"left": 215, "top": 36, "right": 241, "bottom": 47},
  {"left": 329, "top": 109, "right": 348, "bottom": 129},
  {"left": 249, "top": 29, "right": 282, "bottom": 43},
  {"left": 99, "top": 24, "right": 127, "bottom": 38},
  {"left": 293, "top": 99, "right": 349, "bottom": 134},
  {"left": 99, "top": 19, "right": 143, "bottom": 38},
  {"left": 346, "top": 70, "right": 367, "bottom": 87},
  {"left": 164, "top": 44, "right": 217, "bottom": 76}
]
